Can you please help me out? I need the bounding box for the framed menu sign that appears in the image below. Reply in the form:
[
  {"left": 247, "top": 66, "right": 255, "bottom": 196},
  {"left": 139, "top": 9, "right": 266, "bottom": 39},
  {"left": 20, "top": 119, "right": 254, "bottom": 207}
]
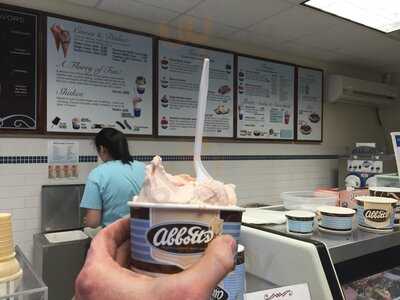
[
  {"left": 0, "top": 7, "right": 38, "bottom": 130},
  {"left": 46, "top": 16, "right": 153, "bottom": 135},
  {"left": 296, "top": 67, "right": 323, "bottom": 142},
  {"left": 158, "top": 40, "right": 234, "bottom": 138},
  {"left": 237, "top": 56, "right": 295, "bottom": 140}
]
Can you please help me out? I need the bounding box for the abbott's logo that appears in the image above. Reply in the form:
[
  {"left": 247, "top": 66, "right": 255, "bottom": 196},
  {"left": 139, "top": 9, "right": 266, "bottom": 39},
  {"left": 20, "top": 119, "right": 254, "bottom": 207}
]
[
  {"left": 364, "top": 209, "right": 388, "bottom": 222},
  {"left": 264, "top": 290, "right": 293, "bottom": 300},
  {"left": 147, "top": 223, "right": 213, "bottom": 253},
  {"left": 211, "top": 286, "right": 228, "bottom": 300}
]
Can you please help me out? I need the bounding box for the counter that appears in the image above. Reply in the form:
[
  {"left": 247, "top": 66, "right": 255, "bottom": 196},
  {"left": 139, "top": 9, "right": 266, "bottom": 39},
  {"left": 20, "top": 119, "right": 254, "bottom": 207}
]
[{"left": 240, "top": 205, "right": 400, "bottom": 299}]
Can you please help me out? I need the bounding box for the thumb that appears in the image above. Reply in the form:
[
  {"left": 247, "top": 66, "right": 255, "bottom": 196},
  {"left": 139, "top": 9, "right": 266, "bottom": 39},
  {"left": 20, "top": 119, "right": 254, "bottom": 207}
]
[{"left": 176, "top": 235, "right": 237, "bottom": 298}]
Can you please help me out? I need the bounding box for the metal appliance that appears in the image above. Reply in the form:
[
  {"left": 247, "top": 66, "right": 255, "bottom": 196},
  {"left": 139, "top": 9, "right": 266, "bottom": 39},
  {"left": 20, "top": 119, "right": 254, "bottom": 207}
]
[
  {"left": 33, "top": 185, "right": 90, "bottom": 300},
  {"left": 338, "top": 143, "right": 392, "bottom": 189},
  {"left": 241, "top": 205, "right": 400, "bottom": 299}
]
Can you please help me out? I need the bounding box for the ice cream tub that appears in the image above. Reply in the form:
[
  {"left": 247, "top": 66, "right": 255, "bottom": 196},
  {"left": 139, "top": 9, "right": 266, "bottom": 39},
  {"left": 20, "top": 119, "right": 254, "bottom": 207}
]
[
  {"left": 211, "top": 244, "right": 245, "bottom": 300},
  {"left": 129, "top": 202, "right": 244, "bottom": 276},
  {"left": 369, "top": 186, "right": 400, "bottom": 226},
  {"left": 355, "top": 196, "right": 397, "bottom": 232},
  {"left": 317, "top": 206, "right": 355, "bottom": 234},
  {"left": 285, "top": 210, "right": 315, "bottom": 235}
]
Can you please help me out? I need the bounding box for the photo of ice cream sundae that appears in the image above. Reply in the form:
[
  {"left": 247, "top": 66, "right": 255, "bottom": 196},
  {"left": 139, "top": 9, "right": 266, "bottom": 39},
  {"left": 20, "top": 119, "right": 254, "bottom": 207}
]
[
  {"left": 238, "top": 84, "right": 244, "bottom": 94},
  {"left": 161, "top": 95, "right": 169, "bottom": 108},
  {"left": 284, "top": 111, "right": 290, "bottom": 125},
  {"left": 160, "top": 116, "right": 168, "bottom": 129},
  {"left": 225, "top": 64, "right": 232, "bottom": 74},
  {"left": 253, "top": 130, "right": 261, "bottom": 137},
  {"left": 161, "top": 77, "right": 169, "bottom": 88},
  {"left": 269, "top": 128, "right": 274, "bottom": 136},
  {"left": 218, "top": 85, "right": 231, "bottom": 95},
  {"left": 238, "top": 71, "right": 244, "bottom": 81},
  {"left": 72, "top": 117, "right": 80, "bottom": 130},
  {"left": 133, "top": 96, "right": 142, "bottom": 118},
  {"left": 161, "top": 57, "right": 169, "bottom": 70},
  {"left": 300, "top": 122, "right": 312, "bottom": 135},
  {"left": 309, "top": 112, "right": 320, "bottom": 123},
  {"left": 214, "top": 104, "right": 230, "bottom": 115},
  {"left": 135, "top": 76, "right": 146, "bottom": 96}
]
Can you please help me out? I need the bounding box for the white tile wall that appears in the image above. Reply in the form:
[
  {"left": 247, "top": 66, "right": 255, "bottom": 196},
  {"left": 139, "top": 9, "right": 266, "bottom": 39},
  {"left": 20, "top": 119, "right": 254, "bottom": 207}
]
[{"left": 0, "top": 137, "right": 339, "bottom": 262}]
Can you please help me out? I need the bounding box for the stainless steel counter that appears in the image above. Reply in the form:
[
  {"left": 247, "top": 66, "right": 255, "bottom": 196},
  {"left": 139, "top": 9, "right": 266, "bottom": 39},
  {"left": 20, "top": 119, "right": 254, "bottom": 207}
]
[{"left": 249, "top": 205, "right": 400, "bottom": 264}]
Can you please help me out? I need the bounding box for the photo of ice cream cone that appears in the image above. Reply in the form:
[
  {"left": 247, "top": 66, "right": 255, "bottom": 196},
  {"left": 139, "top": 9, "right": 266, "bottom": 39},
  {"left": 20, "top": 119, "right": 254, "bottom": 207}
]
[
  {"left": 50, "top": 24, "right": 62, "bottom": 51},
  {"left": 60, "top": 29, "right": 71, "bottom": 58}
]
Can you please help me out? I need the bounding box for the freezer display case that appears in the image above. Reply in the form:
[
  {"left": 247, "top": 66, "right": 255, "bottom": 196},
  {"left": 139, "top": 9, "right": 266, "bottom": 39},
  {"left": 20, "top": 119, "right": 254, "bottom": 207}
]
[{"left": 240, "top": 206, "right": 400, "bottom": 299}]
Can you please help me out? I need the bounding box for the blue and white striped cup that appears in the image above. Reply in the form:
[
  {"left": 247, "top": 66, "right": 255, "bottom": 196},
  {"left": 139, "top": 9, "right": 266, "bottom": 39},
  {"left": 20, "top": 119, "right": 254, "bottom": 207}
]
[
  {"left": 317, "top": 206, "right": 355, "bottom": 233},
  {"left": 128, "top": 202, "right": 244, "bottom": 277},
  {"left": 285, "top": 210, "right": 315, "bottom": 235}
]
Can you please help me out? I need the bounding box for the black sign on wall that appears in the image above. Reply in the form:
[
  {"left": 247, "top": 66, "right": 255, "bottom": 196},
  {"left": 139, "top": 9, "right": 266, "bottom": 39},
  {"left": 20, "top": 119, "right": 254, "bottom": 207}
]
[{"left": 0, "top": 7, "right": 37, "bottom": 129}]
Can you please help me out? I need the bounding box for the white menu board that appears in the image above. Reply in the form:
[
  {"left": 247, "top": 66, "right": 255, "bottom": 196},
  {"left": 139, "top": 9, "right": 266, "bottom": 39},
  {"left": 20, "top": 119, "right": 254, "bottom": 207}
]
[
  {"left": 297, "top": 67, "right": 323, "bottom": 141},
  {"left": 158, "top": 40, "right": 234, "bottom": 137},
  {"left": 237, "top": 56, "right": 295, "bottom": 140},
  {"left": 46, "top": 17, "right": 153, "bottom": 134}
]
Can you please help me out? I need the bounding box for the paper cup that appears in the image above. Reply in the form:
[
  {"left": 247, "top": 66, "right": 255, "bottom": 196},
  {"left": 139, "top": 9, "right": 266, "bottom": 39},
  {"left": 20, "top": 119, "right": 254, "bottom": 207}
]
[
  {"left": 355, "top": 196, "right": 397, "bottom": 232},
  {"left": 128, "top": 202, "right": 244, "bottom": 276},
  {"left": 211, "top": 244, "right": 245, "bottom": 300},
  {"left": 369, "top": 187, "right": 400, "bottom": 226},
  {"left": 285, "top": 210, "right": 315, "bottom": 235},
  {"left": 317, "top": 206, "right": 355, "bottom": 233}
]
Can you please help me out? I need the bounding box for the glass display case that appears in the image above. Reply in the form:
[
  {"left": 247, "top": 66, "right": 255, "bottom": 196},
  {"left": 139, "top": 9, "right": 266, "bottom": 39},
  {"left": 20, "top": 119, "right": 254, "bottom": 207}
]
[
  {"left": 240, "top": 205, "right": 400, "bottom": 299},
  {"left": 0, "top": 246, "right": 48, "bottom": 300}
]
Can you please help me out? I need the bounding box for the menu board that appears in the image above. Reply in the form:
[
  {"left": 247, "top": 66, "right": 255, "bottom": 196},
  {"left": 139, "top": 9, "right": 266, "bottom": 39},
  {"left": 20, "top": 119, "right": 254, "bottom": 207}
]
[
  {"left": 297, "top": 67, "right": 323, "bottom": 141},
  {"left": 237, "top": 56, "right": 295, "bottom": 140},
  {"left": 0, "top": 7, "right": 37, "bottom": 130},
  {"left": 158, "top": 40, "right": 234, "bottom": 137},
  {"left": 46, "top": 17, "right": 153, "bottom": 134}
]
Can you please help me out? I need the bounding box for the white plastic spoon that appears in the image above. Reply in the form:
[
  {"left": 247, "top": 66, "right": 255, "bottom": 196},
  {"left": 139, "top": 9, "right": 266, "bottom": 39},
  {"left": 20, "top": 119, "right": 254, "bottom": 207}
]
[{"left": 194, "top": 58, "right": 212, "bottom": 182}]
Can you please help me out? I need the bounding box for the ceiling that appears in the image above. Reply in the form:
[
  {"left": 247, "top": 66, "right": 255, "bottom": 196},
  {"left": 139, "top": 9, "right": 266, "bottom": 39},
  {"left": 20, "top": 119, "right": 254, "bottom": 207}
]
[{"left": 65, "top": 0, "right": 400, "bottom": 73}]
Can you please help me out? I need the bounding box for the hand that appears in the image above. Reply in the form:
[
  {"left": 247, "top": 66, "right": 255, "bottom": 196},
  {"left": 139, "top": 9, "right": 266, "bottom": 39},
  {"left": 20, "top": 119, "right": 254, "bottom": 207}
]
[{"left": 75, "top": 218, "right": 237, "bottom": 300}]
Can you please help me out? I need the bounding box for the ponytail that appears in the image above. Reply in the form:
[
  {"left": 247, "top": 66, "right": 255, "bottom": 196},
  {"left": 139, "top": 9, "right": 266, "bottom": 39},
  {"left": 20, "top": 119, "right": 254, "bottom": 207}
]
[{"left": 95, "top": 128, "right": 132, "bottom": 164}]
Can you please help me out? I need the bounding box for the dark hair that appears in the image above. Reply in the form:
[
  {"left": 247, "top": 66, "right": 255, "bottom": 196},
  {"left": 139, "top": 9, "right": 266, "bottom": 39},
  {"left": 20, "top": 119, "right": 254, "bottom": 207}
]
[{"left": 95, "top": 128, "right": 132, "bottom": 164}]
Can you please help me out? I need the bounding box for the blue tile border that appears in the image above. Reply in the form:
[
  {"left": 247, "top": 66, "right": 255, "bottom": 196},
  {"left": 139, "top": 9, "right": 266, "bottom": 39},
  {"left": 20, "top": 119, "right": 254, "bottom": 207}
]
[
  {"left": 131, "top": 155, "right": 339, "bottom": 162},
  {"left": 0, "top": 154, "right": 339, "bottom": 164},
  {"left": 0, "top": 155, "right": 96, "bottom": 164},
  {"left": 79, "top": 155, "right": 98, "bottom": 163}
]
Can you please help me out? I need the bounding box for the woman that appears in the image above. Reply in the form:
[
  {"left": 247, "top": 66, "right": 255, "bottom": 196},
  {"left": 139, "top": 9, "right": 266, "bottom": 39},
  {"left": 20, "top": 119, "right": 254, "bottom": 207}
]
[{"left": 81, "top": 128, "right": 145, "bottom": 228}]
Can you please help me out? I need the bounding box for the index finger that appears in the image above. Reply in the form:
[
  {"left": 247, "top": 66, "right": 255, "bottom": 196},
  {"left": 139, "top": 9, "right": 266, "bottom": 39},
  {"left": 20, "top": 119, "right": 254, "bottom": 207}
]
[{"left": 92, "top": 218, "right": 130, "bottom": 260}]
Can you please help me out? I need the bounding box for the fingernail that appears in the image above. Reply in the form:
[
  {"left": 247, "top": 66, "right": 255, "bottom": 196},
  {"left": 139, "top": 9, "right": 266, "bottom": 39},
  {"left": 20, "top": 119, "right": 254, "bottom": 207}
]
[{"left": 230, "top": 239, "right": 237, "bottom": 255}]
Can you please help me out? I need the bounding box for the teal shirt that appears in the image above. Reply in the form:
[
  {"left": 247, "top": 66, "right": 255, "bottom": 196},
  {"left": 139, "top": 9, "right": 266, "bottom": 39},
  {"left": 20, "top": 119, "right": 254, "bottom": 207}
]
[{"left": 81, "top": 160, "right": 145, "bottom": 227}]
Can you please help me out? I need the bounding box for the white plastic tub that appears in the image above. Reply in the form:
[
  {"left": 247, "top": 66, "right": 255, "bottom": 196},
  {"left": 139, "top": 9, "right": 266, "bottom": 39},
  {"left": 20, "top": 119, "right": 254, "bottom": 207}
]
[{"left": 281, "top": 191, "right": 337, "bottom": 212}]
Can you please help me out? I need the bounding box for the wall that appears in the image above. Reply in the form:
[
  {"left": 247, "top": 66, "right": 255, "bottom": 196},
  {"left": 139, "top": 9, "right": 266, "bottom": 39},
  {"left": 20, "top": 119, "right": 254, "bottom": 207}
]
[{"left": 0, "top": 0, "right": 387, "bottom": 261}]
